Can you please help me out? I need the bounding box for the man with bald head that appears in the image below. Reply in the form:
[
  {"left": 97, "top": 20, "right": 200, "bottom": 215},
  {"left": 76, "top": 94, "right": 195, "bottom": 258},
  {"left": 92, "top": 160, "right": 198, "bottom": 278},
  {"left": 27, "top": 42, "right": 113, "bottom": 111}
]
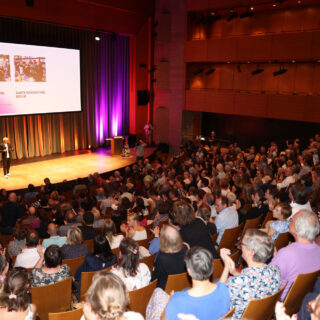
[
  {"left": 270, "top": 210, "right": 320, "bottom": 300},
  {"left": 42, "top": 223, "right": 67, "bottom": 248},
  {"left": 0, "top": 192, "right": 21, "bottom": 234},
  {"left": 151, "top": 225, "right": 187, "bottom": 289}
]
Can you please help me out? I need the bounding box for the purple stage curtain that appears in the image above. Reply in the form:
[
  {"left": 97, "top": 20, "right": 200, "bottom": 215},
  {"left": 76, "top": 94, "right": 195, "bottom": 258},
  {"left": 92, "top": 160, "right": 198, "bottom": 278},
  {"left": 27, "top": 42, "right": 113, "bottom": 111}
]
[{"left": 0, "top": 17, "right": 129, "bottom": 159}]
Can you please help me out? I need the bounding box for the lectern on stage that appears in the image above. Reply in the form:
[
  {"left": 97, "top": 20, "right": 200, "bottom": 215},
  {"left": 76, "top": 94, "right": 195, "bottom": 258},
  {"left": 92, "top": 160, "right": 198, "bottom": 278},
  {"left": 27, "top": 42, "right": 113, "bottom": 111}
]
[{"left": 110, "top": 136, "right": 123, "bottom": 155}]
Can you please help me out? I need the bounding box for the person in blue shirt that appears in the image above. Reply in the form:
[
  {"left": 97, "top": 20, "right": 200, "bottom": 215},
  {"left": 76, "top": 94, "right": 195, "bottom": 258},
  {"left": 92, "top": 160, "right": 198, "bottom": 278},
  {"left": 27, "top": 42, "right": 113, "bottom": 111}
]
[{"left": 165, "top": 247, "right": 231, "bottom": 320}]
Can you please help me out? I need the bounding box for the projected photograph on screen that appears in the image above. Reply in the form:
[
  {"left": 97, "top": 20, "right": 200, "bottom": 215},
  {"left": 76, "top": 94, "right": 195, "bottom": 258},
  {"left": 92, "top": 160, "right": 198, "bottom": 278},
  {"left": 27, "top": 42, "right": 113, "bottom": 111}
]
[
  {"left": 0, "top": 55, "right": 11, "bottom": 82},
  {"left": 14, "top": 56, "right": 46, "bottom": 82},
  {"left": 0, "top": 42, "right": 81, "bottom": 116}
]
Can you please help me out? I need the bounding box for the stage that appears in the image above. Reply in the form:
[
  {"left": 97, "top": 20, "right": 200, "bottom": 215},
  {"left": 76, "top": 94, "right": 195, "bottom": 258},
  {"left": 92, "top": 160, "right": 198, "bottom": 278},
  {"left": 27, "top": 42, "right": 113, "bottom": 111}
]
[{"left": 0, "top": 147, "right": 155, "bottom": 191}]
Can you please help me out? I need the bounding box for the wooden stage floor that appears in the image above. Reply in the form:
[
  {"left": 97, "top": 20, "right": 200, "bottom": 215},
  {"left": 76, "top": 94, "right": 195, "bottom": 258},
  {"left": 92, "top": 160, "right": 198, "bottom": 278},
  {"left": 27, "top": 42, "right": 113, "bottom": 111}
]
[{"left": 0, "top": 147, "right": 155, "bottom": 191}]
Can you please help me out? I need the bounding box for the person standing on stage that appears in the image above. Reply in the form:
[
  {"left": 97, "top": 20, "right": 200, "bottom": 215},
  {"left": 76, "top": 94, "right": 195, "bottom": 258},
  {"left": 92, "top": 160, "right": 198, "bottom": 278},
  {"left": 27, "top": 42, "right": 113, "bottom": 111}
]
[
  {"left": 0, "top": 137, "right": 13, "bottom": 179},
  {"left": 136, "top": 139, "right": 147, "bottom": 162}
]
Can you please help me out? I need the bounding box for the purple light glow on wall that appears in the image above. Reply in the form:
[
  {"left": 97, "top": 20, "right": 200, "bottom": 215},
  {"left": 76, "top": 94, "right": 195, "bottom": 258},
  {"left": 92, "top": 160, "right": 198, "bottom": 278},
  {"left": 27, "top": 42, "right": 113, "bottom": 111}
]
[{"left": 93, "top": 34, "right": 129, "bottom": 144}]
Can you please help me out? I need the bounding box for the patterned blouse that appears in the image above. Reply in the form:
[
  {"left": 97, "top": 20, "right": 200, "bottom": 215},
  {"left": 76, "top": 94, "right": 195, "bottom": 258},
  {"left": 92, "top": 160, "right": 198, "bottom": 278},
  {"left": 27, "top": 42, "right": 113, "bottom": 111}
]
[
  {"left": 269, "top": 220, "right": 290, "bottom": 241},
  {"left": 31, "top": 265, "right": 72, "bottom": 287},
  {"left": 227, "top": 265, "right": 281, "bottom": 319}
]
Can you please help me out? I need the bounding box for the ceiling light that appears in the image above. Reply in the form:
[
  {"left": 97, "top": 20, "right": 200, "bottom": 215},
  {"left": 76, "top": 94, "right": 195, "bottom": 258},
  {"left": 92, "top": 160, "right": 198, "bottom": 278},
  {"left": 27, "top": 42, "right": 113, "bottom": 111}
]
[
  {"left": 94, "top": 31, "right": 101, "bottom": 41},
  {"left": 250, "top": 7, "right": 254, "bottom": 11}
]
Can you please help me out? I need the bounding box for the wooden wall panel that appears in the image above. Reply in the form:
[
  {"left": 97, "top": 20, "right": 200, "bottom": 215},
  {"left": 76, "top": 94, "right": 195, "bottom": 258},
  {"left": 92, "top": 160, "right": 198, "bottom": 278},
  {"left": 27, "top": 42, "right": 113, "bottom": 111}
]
[
  {"left": 311, "top": 32, "right": 320, "bottom": 60},
  {"left": 186, "top": 0, "right": 209, "bottom": 12},
  {"left": 185, "top": 41, "right": 207, "bottom": 61},
  {"left": 312, "top": 65, "right": 320, "bottom": 93},
  {"left": 237, "top": 36, "right": 272, "bottom": 61},
  {"left": 205, "top": 66, "right": 221, "bottom": 89},
  {"left": 294, "top": 64, "right": 314, "bottom": 93},
  {"left": 282, "top": 9, "right": 303, "bottom": 31},
  {"left": 234, "top": 93, "right": 267, "bottom": 117},
  {"left": 185, "top": 91, "right": 320, "bottom": 123},
  {"left": 219, "top": 65, "right": 234, "bottom": 90},
  {"left": 271, "top": 32, "right": 313, "bottom": 60},
  {"left": 302, "top": 7, "right": 320, "bottom": 30},
  {"left": 277, "top": 67, "right": 295, "bottom": 93},
  {"left": 206, "top": 38, "right": 237, "bottom": 61}
]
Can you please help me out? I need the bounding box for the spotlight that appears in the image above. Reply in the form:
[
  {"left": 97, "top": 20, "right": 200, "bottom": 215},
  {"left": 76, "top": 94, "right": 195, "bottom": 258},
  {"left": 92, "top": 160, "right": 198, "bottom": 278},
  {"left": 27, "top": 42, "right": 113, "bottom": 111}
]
[
  {"left": 94, "top": 32, "right": 101, "bottom": 41},
  {"left": 148, "top": 66, "right": 157, "bottom": 73},
  {"left": 252, "top": 65, "right": 264, "bottom": 75},
  {"left": 193, "top": 67, "right": 204, "bottom": 75},
  {"left": 205, "top": 66, "right": 215, "bottom": 75},
  {"left": 226, "top": 11, "right": 238, "bottom": 22},
  {"left": 273, "top": 65, "right": 288, "bottom": 76}
]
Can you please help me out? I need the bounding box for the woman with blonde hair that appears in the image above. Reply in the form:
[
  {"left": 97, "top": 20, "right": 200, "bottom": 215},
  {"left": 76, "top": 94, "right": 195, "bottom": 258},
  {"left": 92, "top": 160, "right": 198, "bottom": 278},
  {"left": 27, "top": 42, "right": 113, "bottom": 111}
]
[
  {"left": 61, "top": 226, "right": 89, "bottom": 259},
  {"left": 103, "top": 219, "right": 124, "bottom": 250},
  {"left": 82, "top": 271, "right": 143, "bottom": 320}
]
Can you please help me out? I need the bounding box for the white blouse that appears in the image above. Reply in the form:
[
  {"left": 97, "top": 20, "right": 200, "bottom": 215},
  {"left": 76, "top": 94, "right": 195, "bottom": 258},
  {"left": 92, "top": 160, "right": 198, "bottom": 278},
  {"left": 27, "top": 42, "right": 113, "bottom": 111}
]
[{"left": 111, "top": 262, "right": 151, "bottom": 292}]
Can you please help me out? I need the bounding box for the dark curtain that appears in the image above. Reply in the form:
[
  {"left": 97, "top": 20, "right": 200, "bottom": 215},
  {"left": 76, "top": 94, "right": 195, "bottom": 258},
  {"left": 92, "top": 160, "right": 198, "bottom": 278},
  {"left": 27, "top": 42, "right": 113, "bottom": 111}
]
[{"left": 0, "top": 17, "right": 129, "bottom": 159}]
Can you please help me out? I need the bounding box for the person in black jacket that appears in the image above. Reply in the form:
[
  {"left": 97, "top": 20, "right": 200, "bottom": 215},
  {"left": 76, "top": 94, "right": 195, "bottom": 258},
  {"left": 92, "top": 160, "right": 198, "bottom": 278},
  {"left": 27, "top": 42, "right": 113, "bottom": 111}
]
[
  {"left": 151, "top": 225, "right": 187, "bottom": 289},
  {"left": 174, "top": 201, "right": 219, "bottom": 259},
  {"left": 78, "top": 212, "right": 101, "bottom": 240},
  {"left": 0, "top": 193, "right": 22, "bottom": 234}
]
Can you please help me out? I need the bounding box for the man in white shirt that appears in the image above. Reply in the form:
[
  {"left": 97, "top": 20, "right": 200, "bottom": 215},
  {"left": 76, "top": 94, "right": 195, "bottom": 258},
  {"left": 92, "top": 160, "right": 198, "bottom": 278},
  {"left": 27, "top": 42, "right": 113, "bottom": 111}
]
[
  {"left": 15, "top": 231, "right": 41, "bottom": 268},
  {"left": 215, "top": 196, "right": 239, "bottom": 244},
  {"left": 277, "top": 167, "right": 296, "bottom": 190},
  {"left": 1, "top": 137, "right": 12, "bottom": 179}
]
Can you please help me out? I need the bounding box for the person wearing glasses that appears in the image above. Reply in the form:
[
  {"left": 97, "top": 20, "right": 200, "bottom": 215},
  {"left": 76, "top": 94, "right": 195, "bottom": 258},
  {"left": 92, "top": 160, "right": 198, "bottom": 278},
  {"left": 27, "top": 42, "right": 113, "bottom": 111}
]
[{"left": 220, "top": 229, "right": 281, "bottom": 319}]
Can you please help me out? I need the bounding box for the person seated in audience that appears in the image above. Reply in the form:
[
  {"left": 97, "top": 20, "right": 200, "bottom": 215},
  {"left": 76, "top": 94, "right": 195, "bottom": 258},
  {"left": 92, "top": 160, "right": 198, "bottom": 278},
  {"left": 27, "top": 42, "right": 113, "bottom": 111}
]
[
  {"left": 261, "top": 202, "right": 291, "bottom": 241},
  {"left": 0, "top": 252, "right": 9, "bottom": 286},
  {"left": 121, "top": 213, "right": 147, "bottom": 241},
  {"left": 163, "top": 247, "right": 230, "bottom": 320},
  {"left": 214, "top": 195, "right": 239, "bottom": 244},
  {"left": 75, "top": 234, "right": 117, "bottom": 290},
  {"left": 152, "top": 200, "right": 170, "bottom": 228},
  {"left": 270, "top": 210, "right": 320, "bottom": 300},
  {"left": 58, "top": 210, "right": 79, "bottom": 236},
  {"left": 79, "top": 211, "right": 101, "bottom": 240},
  {"left": 82, "top": 271, "right": 144, "bottom": 320},
  {"left": 174, "top": 201, "right": 219, "bottom": 258},
  {"left": 111, "top": 238, "right": 151, "bottom": 291},
  {"left": 20, "top": 206, "right": 38, "bottom": 226},
  {"left": 73, "top": 178, "right": 87, "bottom": 198},
  {"left": 103, "top": 218, "right": 124, "bottom": 250},
  {"left": 42, "top": 223, "right": 67, "bottom": 249},
  {"left": 31, "top": 244, "right": 71, "bottom": 287},
  {"left": 23, "top": 184, "right": 38, "bottom": 203},
  {"left": 0, "top": 268, "right": 37, "bottom": 320},
  {"left": 197, "top": 204, "right": 217, "bottom": 235},
  {"left": 14, "top": 230, "right": 41, "bottom": 269},
  {"left": 61, "top": 226, "right": 90, "bottom": 259},
  {"left": 220, "top": 229, "right": 281, "bottom": 319},
  {"left": 0, "top": 192, "right": 22, "bottom": 235},
  {"left": 289, "top": 182, "right": 312, "bottom": 218},
  {"left": 151, "top": 225, "right": 187, "bottom": 290},
  {"left": 8, "top": 225, "right": 28, "bottom": 257}
]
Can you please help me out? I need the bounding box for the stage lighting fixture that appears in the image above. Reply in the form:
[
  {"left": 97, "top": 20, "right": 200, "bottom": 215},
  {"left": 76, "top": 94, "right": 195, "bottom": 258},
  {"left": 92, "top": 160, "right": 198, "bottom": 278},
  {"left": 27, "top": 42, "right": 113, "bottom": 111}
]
[
  {"left": 148, "top": 66, "right": 157, "bottom": 73},
  {"left": 273, "top": 66, "right": 288, "bottom": 76},
  {"left": 226, "top": 11, "right": 238, "bottom": 22},
  {"left": 94, "top": 32, "right": 101, "bottom": 41},
  {"left": 240, "top": 10, "right": 254, "bottom": 19},
  {"left": 252, "top": 65, "right": 264, "bottom": 75},
  {"left": 205, "top": 66, "right": 215, "bottom": 75},
  {"left": 193, "top": 68, "right": 204, "bottom": 75}
]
